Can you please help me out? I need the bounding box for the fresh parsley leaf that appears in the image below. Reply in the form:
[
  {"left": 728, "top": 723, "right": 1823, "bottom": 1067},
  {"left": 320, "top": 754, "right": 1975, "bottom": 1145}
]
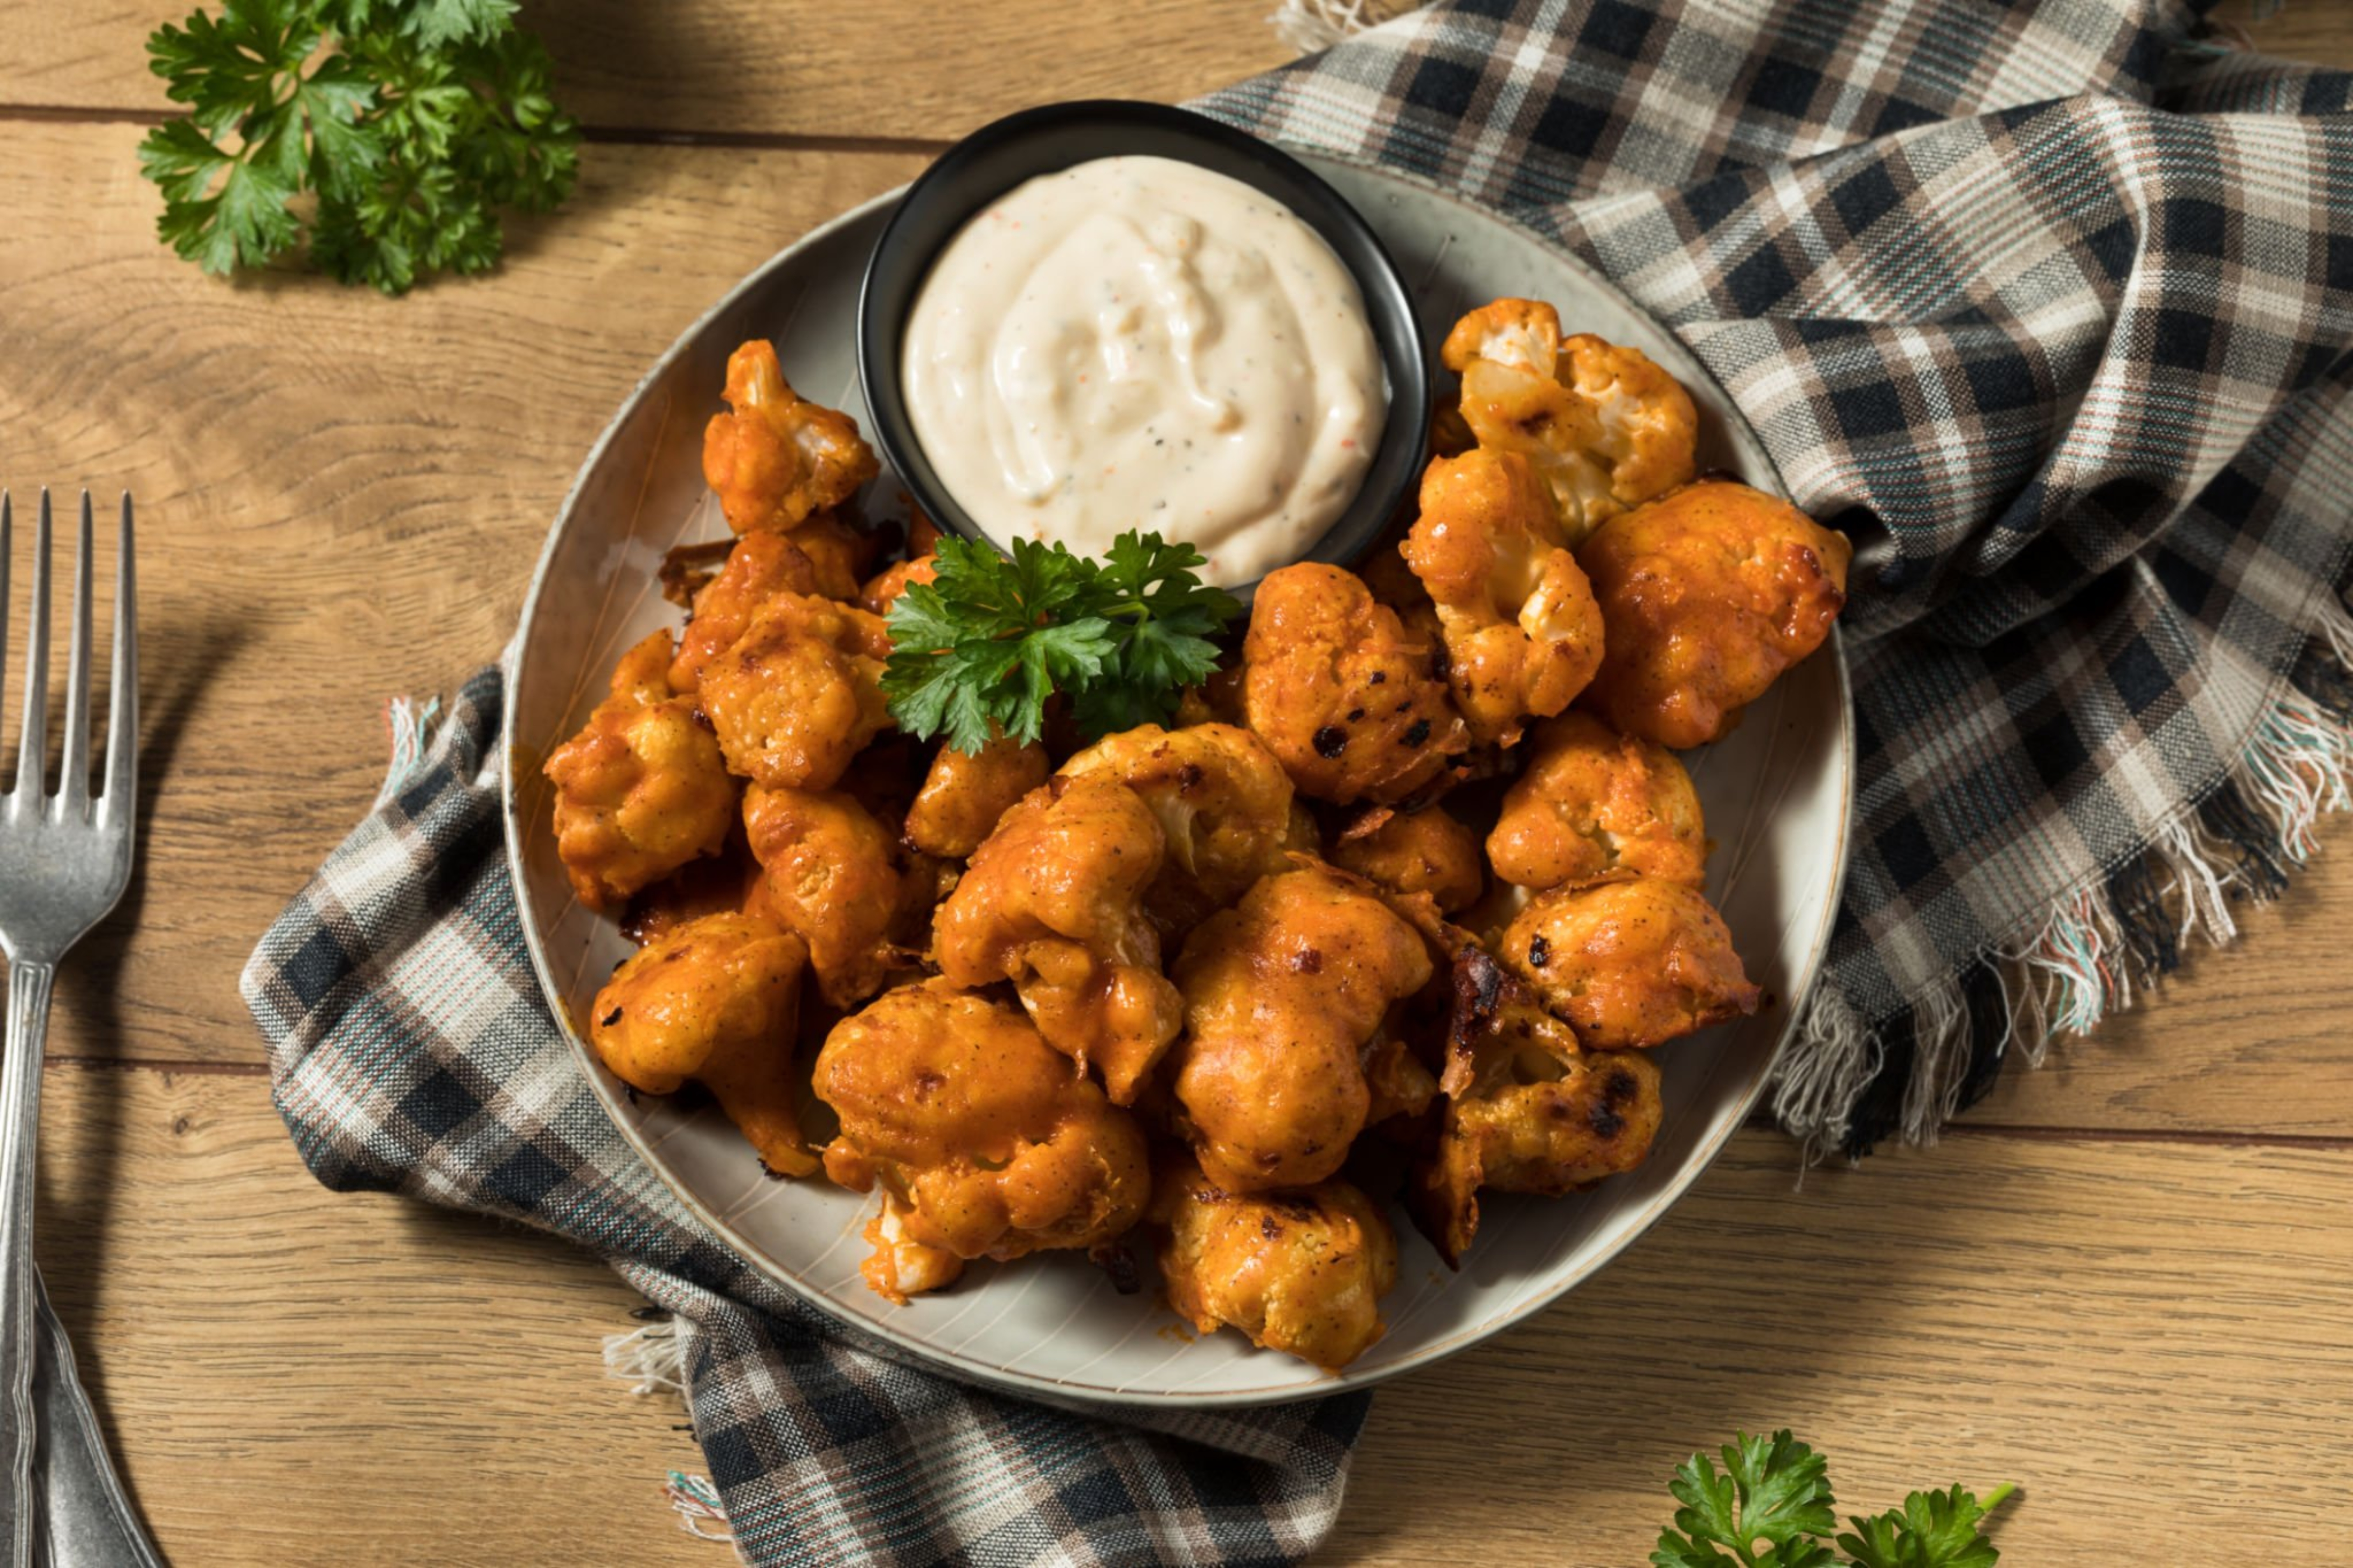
[
  {"left": 1838, "top": 1485, "right": 2011, "bottom": 1568},
  {"left": 138, "top": 0, "right": 577, "bottom": 293},
  {"left": 1655, "top": 1435, "right": 2010, "bottom": 1568},
  {"left": 882, "top": 530, "right": 1238, "bottom": 756}
]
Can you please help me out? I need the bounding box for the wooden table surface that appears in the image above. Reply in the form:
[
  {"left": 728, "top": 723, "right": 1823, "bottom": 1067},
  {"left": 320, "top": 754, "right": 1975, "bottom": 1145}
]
[{"left": 2, "top": 2, "right": 2349, "bottom": 1563}]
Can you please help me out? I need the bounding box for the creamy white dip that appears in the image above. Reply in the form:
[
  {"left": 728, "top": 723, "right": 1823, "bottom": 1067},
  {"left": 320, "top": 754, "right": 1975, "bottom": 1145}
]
[{"left": 900, "top": 155, "right": 1386, "bottom": 586}]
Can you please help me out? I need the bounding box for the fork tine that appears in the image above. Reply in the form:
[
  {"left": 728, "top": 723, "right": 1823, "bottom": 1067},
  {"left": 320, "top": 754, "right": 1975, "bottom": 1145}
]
[
  {"left": 103, "top": 493, "right": 137, "bottom": 816},
  {"left": 57, "top": 492, "right": 95, "bottom": 813},
  {"left": 13, "top": 491, "right": 51, "bottom": 809}
]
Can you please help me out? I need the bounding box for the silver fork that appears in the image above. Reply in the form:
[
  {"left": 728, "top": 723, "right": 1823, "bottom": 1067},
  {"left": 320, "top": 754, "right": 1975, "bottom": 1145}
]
[{"left": 0, "top": 492, "right": 160, "bottom": 1567}]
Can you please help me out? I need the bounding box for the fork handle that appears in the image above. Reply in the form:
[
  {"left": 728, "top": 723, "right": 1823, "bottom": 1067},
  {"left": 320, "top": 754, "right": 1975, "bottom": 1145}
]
[{"left": 0, "top": 960, "right": 54, "bottom": 1568}]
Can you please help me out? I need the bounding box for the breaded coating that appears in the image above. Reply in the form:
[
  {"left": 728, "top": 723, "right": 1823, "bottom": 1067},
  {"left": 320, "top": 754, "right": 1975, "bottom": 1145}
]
[
  {"left": 696, "top": 592, "right": 893, "bottom": 791},
  {"left": 669, "top": 530, "right": 822, "bottom": 695},
  {"left": 781, "top": 513, "right": 869, "bottom": 602},
  {"left": 1487, "top": 712, "right": 1706, "bottom": 891},
  {"left": 588, "top": 912, "right": 818, "bottom": 1177},
  {"left": 814, "top": 979, "right": 1150, "bottom": 1289},
  {"left": 859, "top": 553, "right": 938, "bottom": 617},
  {"left": 932, "top": 776, "right": 1185, "bottom": 1104},
  {"left": 1443, "top": 300, "right": 1696, "bottom": 545},
  {"left": 1500, "top": 878, "right": 1759, "bottom": 1050},
  {"left": 904, "top": 734, "right": 1051, "bottom": 860},
  {"left": 1058, "top": 723, "right": 1297, "bottom": 934},
  {"left": 1413, "top": 946, "right": 1663, "bottom": 1266},
  {"left": 1242, "top": 563, "right": 1465, "bottom": 806},
  {"left": 1171, "top": 866, "right": 1434, "bottom": 1192},
  {"left": 861, "top": 1194, "right": 965, "bottom": 1305},
  {"left": 545, "top": 630, "right": 737, "bottom": 911},
  {"left": 1577, "top": 478, "right": 1851, "bottom": 749},
  {"left": 743, "top": 783, "right": 916, "bottom": 1010},
  {"left": 1151, "top": 1154, "right": 1398, "bottom": 1371},
  {"left": 702, "top": 340, "right": 879, "bottom": 535},
  {"left": 1330, "top": 805, "right": 1485, "bottom": 915},
  {"left": 1406, "top": 448, "right": 1605, "bottom": 747}
]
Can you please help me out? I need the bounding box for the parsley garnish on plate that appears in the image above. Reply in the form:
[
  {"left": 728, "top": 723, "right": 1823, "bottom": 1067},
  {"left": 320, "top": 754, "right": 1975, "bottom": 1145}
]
[
  {"left": 138, "top": 0, "right": 579, "bottom": 293},
  {"left": 883, "top": 530, "right": 1241, "bottom": 756},
  {"left": 1654, "top": 1431, "right": 2014, "bottom": 1568}
]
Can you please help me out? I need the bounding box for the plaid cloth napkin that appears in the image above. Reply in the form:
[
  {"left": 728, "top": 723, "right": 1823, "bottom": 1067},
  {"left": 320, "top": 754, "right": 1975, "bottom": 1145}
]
[{"left": 243, "top": 0, "right": 2353, "bottom": 1562}]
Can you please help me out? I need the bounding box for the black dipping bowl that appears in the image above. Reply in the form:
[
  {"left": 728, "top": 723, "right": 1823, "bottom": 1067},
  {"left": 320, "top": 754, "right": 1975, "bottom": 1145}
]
[{"left": 857, "top": 100, "right": 1431, "bottom": 593}]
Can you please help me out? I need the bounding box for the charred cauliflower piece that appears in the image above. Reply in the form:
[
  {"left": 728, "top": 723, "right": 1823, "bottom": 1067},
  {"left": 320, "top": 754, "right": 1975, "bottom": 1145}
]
[
  {"left": 1487, "top": 712, "right": 1707, "bottom": 891},
  {"left": 1328, "top": 805, "right": 1485, "bottom": 915},
  {"left": 932, "top": 776, "right": 1185, "bottom": 1104},
  {"left": 545, "top": 629, "right": 737, "bottom": 912},
  {"left": 815, "top": 979, "right": 1150, "bottom": 1295},
  {"left": 695, "top": 592, "right": 893, "bottom": 791},
  {"left": 904, "top": 734, "right": 1051, "bottom": 860},
  {"left": 1058, "top": 723, "right": 1297, "bottom": 934},
  {"left": 1443, "top": 299, "right": 1696, "bottom": 544},
  {"left": 1577, "top": 478, "right": 1852, "bottom": 749},
  {"left": 1151, "top": 1154, "right": 1399, "bottom": 1371},
  {"left": 743, "top": 783, "right": 919, "bottom": 1011},
  {"left": 588, "top": 912, "right": 818, "bottom": 1177},
  {"left": 1170, "top": 866, "right": 1433, "bottom": 1192},
  {"left": 702, "top": 340, "right": 880, "bottom": 535},
  {"left": 1242, "top": 563, "right": 1465, "bottom": 806},
  {"left": 1500, "top": 878, "right": 1759, "bottom": 1050},
  {"left": 1405, "top": 447, "right": 1605, "bottom": 747}
]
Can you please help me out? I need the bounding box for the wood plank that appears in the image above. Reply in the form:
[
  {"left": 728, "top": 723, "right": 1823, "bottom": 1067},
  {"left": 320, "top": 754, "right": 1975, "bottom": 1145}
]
[
  {"left": 40, "top": 1063, "right": 2352, "bottom": 1564},
  {"left": 0, "top": 124, "right": 923, "bottom": 1066},
  {"left": 37, "top": 1063, "right": 709, "bottom": 1567},
  {"left": 0, "top": 0, "right": 1295, "bottom": 139},
  {"left": 2213, "top": 0, "right": 2353, "bottom": 70},
  {"left": 1340, "top": 1127, "right": 2353, "bottom": 1564}
]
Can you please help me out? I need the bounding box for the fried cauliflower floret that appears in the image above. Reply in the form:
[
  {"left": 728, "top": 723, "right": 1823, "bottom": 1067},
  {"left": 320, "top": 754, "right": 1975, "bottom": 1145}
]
[
  {"left": 932, "top": 776, "right": 1185, "bottom": 1104},
  {"left": 1058, "top": 723, "right": 1297, "bottom": 934},
  {"left": 1150, "top": 1154, "right": 1398, "bottom": 1371},
  {"left": 545, "top": 630, "right": 737, "bottom": 911},
  {"left": 588, "top": 912, "right": 818, "bottom": 1177},
  {"left": 1487, "top": 713, "right": 1707, "bottom": 891},
  {"left": 1242, "top": 564, "right": 1465, "bottom": 806},
  {"left": 702, "top": 340, "right": 880, "bottom": 535},
  {"left": 1577, "top": 479, "right": 1852, "bottom": 749},
  {"left": 1171, "top": 866, "right": 1434, "bottom": 1192},
  {"left": 669, "top": 530, "right": 823, "bottom": 695},
  {"left": 1443, "top": 300, "right": 1696, "bottom": 545},
  {"left": 1412, "top": 946, "right": 1662, "bottom": 1266},
  {"left": 695, "top": 593, "right": 892, "bottom": 790},
  {"left": 786, "top": 513, "right": 877, "bottom": 602},
  {"left": 743, "top": 783, "right": 917, "bottom": 1010},
  {"left": 1500, "top": 878, "right": 1759, "bottom": 1050},
  {"left": 1406, "top": 448, "right": 1606, "bottom": 747},
  {"left": 814, "top": 980, "right": 1150, "bottom": 1288},
  {"left": 859, "top": 553, "right": 938, "bottom": 617},
  {"left": 861, "top": 1194, "right": 966, "bottom": 1305},
  {"left": 1329, "top": 806, "right": 1485, "bottom": 915},
  {"left": 904, "top": 734, "right": 1051, "bottom": 860}
]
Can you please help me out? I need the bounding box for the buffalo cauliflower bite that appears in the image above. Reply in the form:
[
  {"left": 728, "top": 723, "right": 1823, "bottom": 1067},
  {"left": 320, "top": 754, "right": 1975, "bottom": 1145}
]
[
  {"left": 1058, "top": 723, "right": 1297, "bottom": 934},
  {"left": 588, "top": 912, "right": 818, "bottom": 1177},
  {"left": 668, "top": 529, "right": 822, "bottom": 695},
  {"left": 1171, "top": 866, "right": 1434, "bottom": 1192},
  {"left": 1413, "top": 946, "right": 1663, "bottom": 1265},
  {"left": 1487, "top": 712, "right": 1707, "bottom": 891},
  {"left": 544, "top": 630, "right": 737, "bottom": 912},
  {"left": 931, "top": 776, "right": 1185, "bottom": 1104},
  {"left": 695, "top": 592, "right": 893, "bottom": 791},
  {"left": 1577, "top": 479, "right": 1852, "bottom": 749},
  {"left": 859, "top": 553, "right": 938, "bottom": 617},
  {"left": 1329, "top": 805, "right": 1485, "bottom": 915},
  {"left": 1406, "top": 447, "right": 1606, "bottom": 747},
  {"left": 743, "top": 783, "right": 918, "bottom": 1010},
  {"left": 1242, "top": 563, "right": 1465, "bottom": 806},
  {"left": 702, "top": 339, "right": 880, "bottom": 535},
  {"left": 904, "top": 734, "right": 1051, "bottom": 860},
  {"left": 1501, "top": 878, "right": 1759, "bottom": 1050},
  {"left": 1150, "top": 1154, "right": 1399, "bottom": 1371},
  {"left": 1443, "top": 299, "right": 1697, "bottom": 544},
  {"left": 814, "top": 979, "right": 1150, "bottom": 1291}
]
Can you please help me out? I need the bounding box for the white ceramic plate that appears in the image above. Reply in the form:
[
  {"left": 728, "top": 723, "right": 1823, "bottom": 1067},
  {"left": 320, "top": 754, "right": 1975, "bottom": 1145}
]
[{"left": 503, "top": 152, "right": 1853, "bottom": 1407}]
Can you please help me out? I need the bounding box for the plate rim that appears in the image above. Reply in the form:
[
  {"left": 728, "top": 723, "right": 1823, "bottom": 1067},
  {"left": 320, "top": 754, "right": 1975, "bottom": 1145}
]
[{"left": 500, "top": 146, "right": 1856, "bottom": 1408}]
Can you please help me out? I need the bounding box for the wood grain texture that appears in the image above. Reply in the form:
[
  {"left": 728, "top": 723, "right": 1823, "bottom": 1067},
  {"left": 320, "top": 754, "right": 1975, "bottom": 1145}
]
[{"left": 0, "top": 0, "right": 1295, "bottom": 139}]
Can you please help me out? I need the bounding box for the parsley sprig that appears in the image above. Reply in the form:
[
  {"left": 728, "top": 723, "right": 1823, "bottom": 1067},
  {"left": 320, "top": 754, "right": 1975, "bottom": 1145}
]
[
  {"left": 138, "top": 0, "right": 579, "bottom": 293},
  {"left": 882, "top": 530, "right": 1241, "bottom": 755},
  {"left": 1654, "top": 1431, "right": 2013, "bottom": 1568}
]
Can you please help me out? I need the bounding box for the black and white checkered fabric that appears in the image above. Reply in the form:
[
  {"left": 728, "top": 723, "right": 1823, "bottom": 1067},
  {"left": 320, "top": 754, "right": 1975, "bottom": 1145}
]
[{"left": 244, "top": 1, "right": 2353, "bottom": 1561}]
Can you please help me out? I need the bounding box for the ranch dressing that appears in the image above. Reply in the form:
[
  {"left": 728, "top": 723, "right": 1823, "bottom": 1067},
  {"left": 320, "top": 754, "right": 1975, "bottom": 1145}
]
[{"left": 901, "top": 155, "right": 1385, "bottom": 586}]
